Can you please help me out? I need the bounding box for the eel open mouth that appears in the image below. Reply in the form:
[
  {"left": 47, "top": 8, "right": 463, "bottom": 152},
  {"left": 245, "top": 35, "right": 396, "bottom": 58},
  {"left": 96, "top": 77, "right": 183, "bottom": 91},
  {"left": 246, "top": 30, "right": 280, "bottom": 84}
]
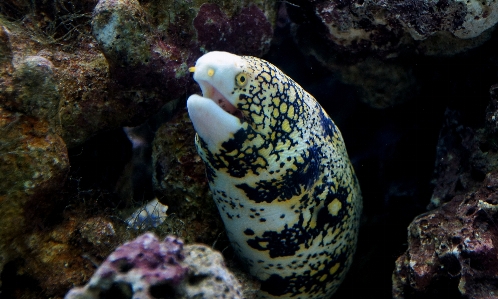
[{"left": 198, "top": 81, "right": 244, "bottom": 121}]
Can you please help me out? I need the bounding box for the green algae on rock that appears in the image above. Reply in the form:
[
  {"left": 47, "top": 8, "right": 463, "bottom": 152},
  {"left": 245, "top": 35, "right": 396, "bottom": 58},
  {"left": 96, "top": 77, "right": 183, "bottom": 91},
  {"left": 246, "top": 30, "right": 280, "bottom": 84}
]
[
  {"left": 92, "top": 0, "right": 152, "bottom": 68},
  {"left": 12, "top": 56, "right": 60, "bottom": 122}
]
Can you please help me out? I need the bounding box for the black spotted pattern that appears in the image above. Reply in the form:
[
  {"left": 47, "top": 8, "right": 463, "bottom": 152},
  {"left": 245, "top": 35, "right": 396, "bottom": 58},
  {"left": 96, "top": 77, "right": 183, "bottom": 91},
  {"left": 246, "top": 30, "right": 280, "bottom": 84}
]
[
  {"left": 235, "top": 145, "right": 321, "bottom": 203},
  {"left": 192, "top": 53, "right": 362, "bottom": 299}
]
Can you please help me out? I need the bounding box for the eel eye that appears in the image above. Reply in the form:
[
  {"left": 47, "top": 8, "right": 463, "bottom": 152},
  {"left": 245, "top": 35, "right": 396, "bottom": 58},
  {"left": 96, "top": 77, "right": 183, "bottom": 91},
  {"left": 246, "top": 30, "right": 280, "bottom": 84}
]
[{"left": 235, "top": 72, "right": 248, "bottom": 87}]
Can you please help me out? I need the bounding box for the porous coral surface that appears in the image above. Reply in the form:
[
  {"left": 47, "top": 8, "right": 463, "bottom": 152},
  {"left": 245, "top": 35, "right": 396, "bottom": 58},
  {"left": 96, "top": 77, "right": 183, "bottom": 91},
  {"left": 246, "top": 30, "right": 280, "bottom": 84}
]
[
  {"left": 65, "top": 233, "right": 244, "bottom": 299},
  {"left": 393, "top": 172, "right": 498, "bottom": 298}
]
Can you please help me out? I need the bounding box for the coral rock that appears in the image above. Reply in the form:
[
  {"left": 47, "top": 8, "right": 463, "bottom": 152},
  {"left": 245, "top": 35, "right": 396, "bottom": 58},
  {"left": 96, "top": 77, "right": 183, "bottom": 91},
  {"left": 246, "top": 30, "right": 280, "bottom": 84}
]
[
  {"left": 290, "top": 0, "right": 498, "bottom": 108},
  {"left": 193, "top": 3, "right": 273, "bottom": 57},
  {"left": 393, "top": 171, "right": 498, "bottom": 298},
  {"left": 307, "top": 0, "right": 498, "bottom": 56},
  {"left": 11, "top": 56, "right": 60, "bottom": 122},
  {"left": 65, "top": 233, "right": 187, "bottom": 299},
  {"left": 0, "top": 13, "right": 169, "bottom": 148},
  {"left": 92, "top": 0, "right": 151, "bottom": 68},
  {"left": 152, "top": 111, "right": 225, "bottom": 245},
  {"left": 0, "top": 107, "right": 69, "bottom": 286},
  {"left": 79, "top": 217, "right": 117, "bottom": 251},
  {"left": 65, "top": 233, "right": 243, "bottom": 299},
  {"left": 182, "top": 244, "right": 244, "bottom": 299},
  {"left": 1, "top": 0, "right": 277, "bottom": 149},
  {"left": 0, "top": 107, "right": 69, "bottom": 209},
  {"left": 392, "top": 0, "right": 498, "bottom": 40}
]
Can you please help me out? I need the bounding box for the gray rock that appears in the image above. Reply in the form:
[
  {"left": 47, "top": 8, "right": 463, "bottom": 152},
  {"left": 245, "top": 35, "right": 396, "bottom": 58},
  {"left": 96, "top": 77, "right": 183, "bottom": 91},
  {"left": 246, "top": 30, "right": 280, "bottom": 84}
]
[
  {"left": 92, "top": 0, "right": 151, "bottom": 67},
  {"left": 182, "top": 244, "right": 244, "bottom": 299}
]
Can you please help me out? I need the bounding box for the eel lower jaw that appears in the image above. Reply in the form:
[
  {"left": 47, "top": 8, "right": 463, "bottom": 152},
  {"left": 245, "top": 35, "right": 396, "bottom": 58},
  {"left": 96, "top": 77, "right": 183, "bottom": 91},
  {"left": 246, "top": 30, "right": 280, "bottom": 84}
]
[
  {"left": 198, "top": 81, "right": 244, "bottom": 121},
  {"left": 187, "top": 94, "right": 244, "bottom": 152}
]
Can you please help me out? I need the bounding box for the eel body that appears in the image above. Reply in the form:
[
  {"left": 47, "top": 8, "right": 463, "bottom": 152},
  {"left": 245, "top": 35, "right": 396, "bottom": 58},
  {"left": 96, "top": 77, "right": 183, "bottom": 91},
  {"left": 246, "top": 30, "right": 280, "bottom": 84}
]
[{"left": 187, "top": 51, "right": 362, "bottom": 299}]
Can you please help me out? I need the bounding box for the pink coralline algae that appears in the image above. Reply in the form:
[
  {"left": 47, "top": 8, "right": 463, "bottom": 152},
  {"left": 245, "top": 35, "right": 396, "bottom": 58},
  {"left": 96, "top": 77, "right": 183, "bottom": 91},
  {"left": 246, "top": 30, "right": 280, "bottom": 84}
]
[
  {"left": 65, "top": 233, "right": 244, "bottom": 299},
  {"left": 393, "top": 172, "right": 498, "bottom": 298},
  {"left": 65, "top": 233, "right": 188, "bottom": 299}
]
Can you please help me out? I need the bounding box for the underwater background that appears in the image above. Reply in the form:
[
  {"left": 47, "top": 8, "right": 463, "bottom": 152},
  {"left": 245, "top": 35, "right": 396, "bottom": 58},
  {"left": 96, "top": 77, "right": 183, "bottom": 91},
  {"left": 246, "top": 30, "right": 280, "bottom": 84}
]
[{"left": 0, "top": 0, "right": 498, "bottom": 298}]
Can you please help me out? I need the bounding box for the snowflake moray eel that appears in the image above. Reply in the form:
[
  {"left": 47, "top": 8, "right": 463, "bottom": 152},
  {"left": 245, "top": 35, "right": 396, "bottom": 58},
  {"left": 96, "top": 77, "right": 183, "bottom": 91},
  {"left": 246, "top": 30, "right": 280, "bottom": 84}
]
[{"left": 187, "top": 51, "right": 362, "bottom": 299}]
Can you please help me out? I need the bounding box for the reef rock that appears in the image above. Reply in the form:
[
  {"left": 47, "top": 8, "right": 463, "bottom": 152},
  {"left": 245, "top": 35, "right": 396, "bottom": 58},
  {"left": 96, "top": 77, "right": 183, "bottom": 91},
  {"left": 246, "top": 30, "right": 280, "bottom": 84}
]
[
  {"left": 10, "top": 56, "right": 60, "bottom": 123},
  {"left": 299, "top": 0, "right": 498, "bottom": 57},
  {"left": 91, "top": 0, "right": 189, "bottom": 95},
  {"left": 0, "top": 14, "right": 168, "bottom": 148},
  {"left": 182, "top": 244, "right": 244, "bottom": 299},
  {"left": 429, "top": 104, "right": 498, "bottom": 209},
  {"left": 14, "top": 216, "right": 117, "bottom": 297},
  {"left": 152, "top": 111, "right": 225, "bottom": 245},
  {"left": 1, "top": 0, "right": 277, "bottom": 149},
  {"left": 193, "top": 3, "right": 273, "bottom": 56},
  {"left": 287, "top": 0, "right": 498, "bottom": 109},
  {"left": 141, "top": 1, "right": 275, "bottom": 56},
  {"left": 393, "top": 171, "right": 498, "bottom": 298},
  {"left": 91, "top": 0, "right": 275, "bottom": 112},
  {"left": 78, "top": 217, "right": 118, "bottom": 252},
  {"left": 92, "top": 0, "right": 152, "bottom": 68},
  {"left": 0, "top": 107, "right": 69, "bottom": 287},
  {"left": 65, "top": 233, "right": 243, "bottom": 299}
]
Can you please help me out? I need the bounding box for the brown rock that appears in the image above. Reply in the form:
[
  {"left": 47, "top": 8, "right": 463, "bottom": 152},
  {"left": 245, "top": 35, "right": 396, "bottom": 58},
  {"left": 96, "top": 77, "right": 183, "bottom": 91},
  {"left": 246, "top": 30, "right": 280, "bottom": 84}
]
[{"left": 0, "top": 107, "right": 69, "bottom": 288}]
